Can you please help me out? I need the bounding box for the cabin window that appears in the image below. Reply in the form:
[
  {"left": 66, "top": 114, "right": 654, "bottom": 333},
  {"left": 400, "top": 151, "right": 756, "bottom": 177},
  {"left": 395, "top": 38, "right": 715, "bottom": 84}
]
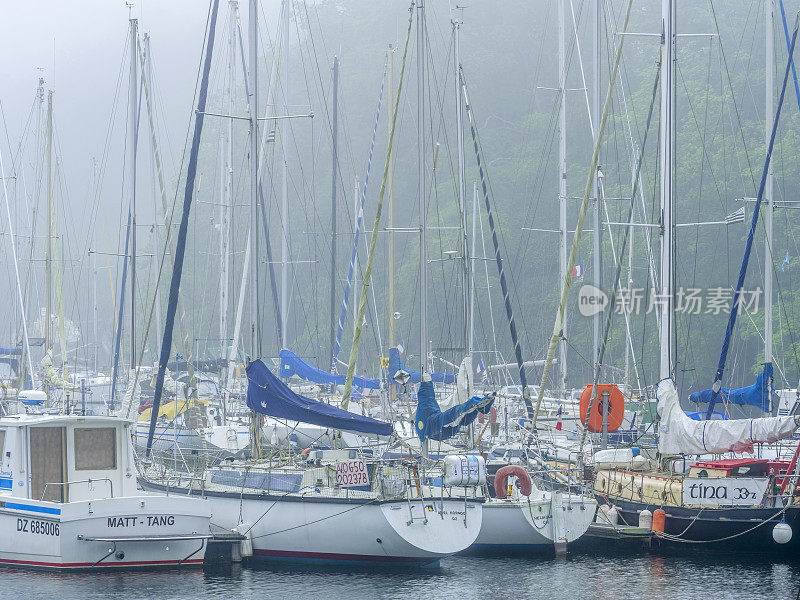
[
  {"left": 0, "top": 430, "right": 5, "bottom": 458},
  {"left": 74, "top": 428, "right": 116, "bottom": 470}
]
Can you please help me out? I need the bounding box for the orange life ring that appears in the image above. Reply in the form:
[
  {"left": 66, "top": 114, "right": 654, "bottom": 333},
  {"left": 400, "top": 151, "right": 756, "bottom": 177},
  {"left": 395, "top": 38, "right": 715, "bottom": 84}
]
[
  {"left": 494, "top": 465, "right": 532, "bottom": 498},
  {"left": 579, "top": 384, "right": 624, "bottom": 433},
  {"left": 300, "top": 447, "right": 312, "bottom": 456}
]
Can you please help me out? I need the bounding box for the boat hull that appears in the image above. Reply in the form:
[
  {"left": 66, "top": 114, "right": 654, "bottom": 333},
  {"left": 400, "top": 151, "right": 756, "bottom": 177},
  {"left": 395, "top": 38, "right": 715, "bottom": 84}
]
[
  {"left": 469, "top": 492, "right": 596, "bottom": 553},
  {"left": 0, "top": 495, "right": 211, "bottom": 570},
  {"left": 609, "top": 497, "right": 800, "bottom": 552},
  {"left": 142, "top": 482, "right": 482, "bottom": 567}
]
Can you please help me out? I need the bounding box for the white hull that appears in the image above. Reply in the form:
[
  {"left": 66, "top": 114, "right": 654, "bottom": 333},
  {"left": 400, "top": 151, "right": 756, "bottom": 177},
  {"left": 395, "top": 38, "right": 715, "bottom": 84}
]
[
  {"left": 0, "top": 495, "right": 211, "bottom": 570},
  {"left": 473, "top": 492, "right": 596, "bottom": 552},
  {"left": 157, "top": 485, "right": 482, "bottom": 566}
]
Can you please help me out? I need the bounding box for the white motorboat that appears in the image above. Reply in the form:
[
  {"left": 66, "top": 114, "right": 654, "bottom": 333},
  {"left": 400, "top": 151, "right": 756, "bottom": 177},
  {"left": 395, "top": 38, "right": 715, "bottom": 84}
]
[{"left": 0, "top": 409, "right": 212, "bottom": 570}]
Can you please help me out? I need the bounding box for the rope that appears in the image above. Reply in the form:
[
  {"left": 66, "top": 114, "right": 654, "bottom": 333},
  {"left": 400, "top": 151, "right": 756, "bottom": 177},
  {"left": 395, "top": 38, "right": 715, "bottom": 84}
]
[{"left": 342, "top": 2, "right": 414, "bottom": 407}]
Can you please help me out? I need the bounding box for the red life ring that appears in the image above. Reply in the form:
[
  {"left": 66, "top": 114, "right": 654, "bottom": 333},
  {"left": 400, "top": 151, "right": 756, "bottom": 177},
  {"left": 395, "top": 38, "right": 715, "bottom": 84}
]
[
  {"left": 494, "top": 465, "right": 532, "bottom": 498},
  {"left": 580, "top": 384, "right": 624, "bottom": 433}
]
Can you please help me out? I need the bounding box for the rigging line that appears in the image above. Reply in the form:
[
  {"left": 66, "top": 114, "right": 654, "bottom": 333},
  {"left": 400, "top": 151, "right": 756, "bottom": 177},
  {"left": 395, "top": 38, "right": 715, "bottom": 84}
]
[
  {"left": 535, "top": 0, "right": 635, "bottom": 427},
  {"left": 342, "top": 2, "right": 414, "bottom": 408},
  {"left": 708, "top": 0, "right": 758, "bottom": 193},
  {"left": 682, "top": 36, "right": 715, "bottom": 393},
  {"left": 706, "top": 11, "right": 800, "bottom": 418},
  {"left": 145, "top": 0, "right": 220, "bottom": 455},
  {"left": 331, "top": 65, "right": 387, "bottom": 369},
  {"left": 462, "top": 71, "right": 533, "bottom": 416}
]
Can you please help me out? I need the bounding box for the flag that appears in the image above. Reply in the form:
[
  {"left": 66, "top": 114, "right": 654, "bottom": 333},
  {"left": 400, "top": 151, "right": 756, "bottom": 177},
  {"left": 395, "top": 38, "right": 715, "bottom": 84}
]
[
  {"left": 725, "top": 206, "right": 745, "bottom": 225},
  {"left": 782, "top": 251, "right": 790, "bottom": 272},
  {"left": 397, "top": 342, "right": 404, "bottom": 355},
  {"left": 555, "top": 405, "right": 563, "bottom": 431},
  {"left": 573, "top": 265, "right": 584, "bottom": 277},
  {"left": 476, "top": 359, "right": 485, "bottom": 376}
]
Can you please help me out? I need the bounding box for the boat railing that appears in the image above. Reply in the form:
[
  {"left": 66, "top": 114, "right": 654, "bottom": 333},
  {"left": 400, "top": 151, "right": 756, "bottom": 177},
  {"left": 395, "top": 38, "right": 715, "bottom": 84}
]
[{"left": 41, "top": 477, "right": 114, "bottom": 501}]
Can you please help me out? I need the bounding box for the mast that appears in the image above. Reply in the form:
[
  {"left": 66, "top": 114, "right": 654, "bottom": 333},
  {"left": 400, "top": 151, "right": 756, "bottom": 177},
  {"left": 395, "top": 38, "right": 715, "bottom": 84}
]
[
  {"left": 128, "top": 17, "right": 138, "bottom": 370},
  {"left": 280, "top": 0, "right": 290, "bottom": 349},
  {"left": 45, "top": 89, "right": 53, "bottom": 400},
  {"left": 658, "top": 0, "right": 676, "bottom": 380},
  {"left": 765, "top": 0, "right": 774, "bottom": 379},
  {"left": 558, "top": 0, "right": 568, "bottom": 395},
  {"left": 388, "top": 43, "right": 395, "bottom": 400},
  {"left": 417, "top": 0, "right": 428, "bottom": 374},
  {"left": 353, "top": 177, "right": 359, "bottom": 375},
  {"left": 248, "top": 0, "right": 259, "bottom": 358},
  {"left": 454, "top": 12, "right": 470, "bottom": 366},
  {"left": 329, "top": 56, "right": 339, "bottom": 368},
  {"left": 592, "top": 0, "right": 601, "bottom": 371},
  {"left": 220, "top": 4, "right": 235, "bottom": 362}
]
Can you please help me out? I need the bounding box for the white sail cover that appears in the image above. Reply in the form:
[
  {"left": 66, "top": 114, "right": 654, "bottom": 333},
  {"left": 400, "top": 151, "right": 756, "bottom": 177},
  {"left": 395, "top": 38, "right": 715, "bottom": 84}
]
[
  {"left": 439, "top": 356, "right": 473, "bottom": 411},
  {"left": 657, "top": 379, "right": 800, "bottom": 455}
]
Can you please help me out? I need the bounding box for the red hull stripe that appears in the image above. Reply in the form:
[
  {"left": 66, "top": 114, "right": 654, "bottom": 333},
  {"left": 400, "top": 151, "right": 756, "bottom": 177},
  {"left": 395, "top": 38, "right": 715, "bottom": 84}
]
[
  {"left": 0, "top": 557, "right": 204, "bottom": 569},
  {"left": 252, "top": 548, "right": 435, "bottom": 563}
]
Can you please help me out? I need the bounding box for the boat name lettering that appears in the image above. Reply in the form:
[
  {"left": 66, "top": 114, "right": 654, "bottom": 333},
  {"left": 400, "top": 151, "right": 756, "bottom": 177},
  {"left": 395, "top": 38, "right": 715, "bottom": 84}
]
[
  {"left": 17, "top": 518, "right": 59, "bottom": 536},
  {"left": 681, "top": 478, "right": 767, "bottom": 506},
  {"left": 107, "top": 515, "right": 175, "bottom": 528}
]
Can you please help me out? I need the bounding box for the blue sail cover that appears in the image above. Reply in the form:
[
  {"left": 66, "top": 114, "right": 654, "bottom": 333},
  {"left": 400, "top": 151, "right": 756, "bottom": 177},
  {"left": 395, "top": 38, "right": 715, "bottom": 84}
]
[
  {"left": 279, "top": 349, "right": 380, "bottom": 390},
  {"left": 414, "top": 380, "right": 493, "bottom": 442},
  {"left": 690, "top": 363, "right": 774, "bottom": 413},
  {"left": 247, "top": 359, "right": 392, "bottom": 436},
  {"left": 0, "top": 347, "right": 21, "bottom": 355},
  {"left": 387, "top": 347, "right": 455, "bottom": 385}
]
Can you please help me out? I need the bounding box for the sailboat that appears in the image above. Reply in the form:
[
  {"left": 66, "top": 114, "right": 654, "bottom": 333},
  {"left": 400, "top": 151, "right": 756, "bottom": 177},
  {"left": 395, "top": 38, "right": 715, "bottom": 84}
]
[{"left": 592, "top": 0, "right": 800, "bottom": 551}]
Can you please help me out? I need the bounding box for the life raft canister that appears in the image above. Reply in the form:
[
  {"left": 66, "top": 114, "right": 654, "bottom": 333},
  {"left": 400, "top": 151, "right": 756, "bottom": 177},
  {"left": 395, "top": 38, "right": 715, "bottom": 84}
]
[
  {"left": 579, "top": 384, "right": 624, "bottom": 433},
  {"left": 494, "top": 465, "right": 532, "bottom": 498}
]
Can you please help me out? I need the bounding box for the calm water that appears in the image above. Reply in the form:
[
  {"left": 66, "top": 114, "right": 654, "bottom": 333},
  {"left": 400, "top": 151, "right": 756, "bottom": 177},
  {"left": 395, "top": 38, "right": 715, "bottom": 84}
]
[{"left": 1, "top": 551, "right": 798, "bottom": 600}]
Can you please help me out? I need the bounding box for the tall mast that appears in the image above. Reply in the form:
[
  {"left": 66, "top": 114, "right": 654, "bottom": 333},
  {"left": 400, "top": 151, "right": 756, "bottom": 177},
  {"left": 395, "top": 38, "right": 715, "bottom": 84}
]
[
  {"left": 129, "top": 17, "right": 138, "bottom": 370},
  {"left": 329, "top": 56, "right": 339, "bottom": 367},
  {"left": 454, "top": 12, "right": 470, "bottom": 366},
  {"left": 220, "top": 2, "right": 235, "bottom": 360},
  {"left": 764, "top": 0, "right": 774, "bottom": 376},
  {"left": 558, "top": 0, "right": 568, "bottom": 395},
  {"left": 353, "top": 177, "right": 359, "bottom": 375},
  {"left": 592, "top": 0, "right": 601, "bottom": 372},
  {"left": 417, "top": 0, "right": 428, "bottom": 374},
  {"left": 280, "top": 0, "right": 290, "bottom": 349},
  {"left": 248, "top": 0, "right": 259, "bottom": 358},
  {"left": 658, "top": 0, "right": 676, "bottom": 380},
  {"left": 388, "top": 43, "right": 396, "bottom": 399},
  {"left": 45, "top": 89, "right": 53, "bottom": 399}
]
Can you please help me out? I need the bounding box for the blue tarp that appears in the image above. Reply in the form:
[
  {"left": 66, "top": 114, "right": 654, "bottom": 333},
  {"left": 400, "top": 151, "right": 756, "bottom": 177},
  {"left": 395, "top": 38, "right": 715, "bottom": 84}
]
[
  {"left": 279, "top": 349, "right": 380, "bottom": 390},
  {"left": 387, "top": 347, "right": 455, "bottom": 385},
  {"left": 414, "top": 380, "right": 493, "bottom": 442},
  {"left": 0, "top": 347, "right": 21, "bottom": 355},
  {"left": 247, "top": 359, "right": 392, "bottom": 436},
  {"left": 690, "top": 363, "right": 774, "bottom": 413}
]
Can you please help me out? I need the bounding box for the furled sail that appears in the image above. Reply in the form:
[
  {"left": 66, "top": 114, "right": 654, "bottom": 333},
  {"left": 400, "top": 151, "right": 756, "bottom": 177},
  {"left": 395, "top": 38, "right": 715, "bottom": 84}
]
[
  {"left": 414, "top": 376, "right": 493, "bottom": 442},
  {"left": 657, "top": 378, "right": 799, "bottom": 455},
  {"left": 247, "top": 359, "right": 392, "bottom": 436},
  {"left": 689, "top": 363, "right": 774, "bottom": 413},
  {"left": 279, "top": 349, "right": 380, "bottom": 389}
]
